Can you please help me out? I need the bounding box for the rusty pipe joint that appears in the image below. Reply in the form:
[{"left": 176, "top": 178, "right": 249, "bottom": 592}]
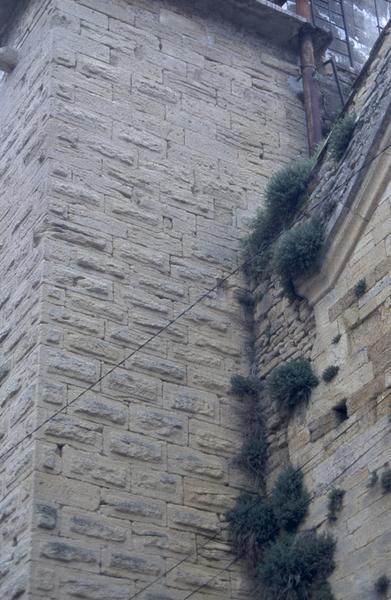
[{"left": 0, "top": 47, "right": 18, "bottom": 73}]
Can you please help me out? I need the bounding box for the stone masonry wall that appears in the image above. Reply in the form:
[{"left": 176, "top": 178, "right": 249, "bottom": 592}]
[
  {"left": 0, "top": 0, "right": 309, "bottom": 598},
  {"left": 298, "top": 171, "right": 391, "bottom": 600},
  {"left": 251, "top": 26, "right": 391, "bottom": 600},
  {"left": 0, "top": 2, "right": 54, "bottom": 598},
  {"left": 253, "top": 173, "right": 391, "bottom": 599}
]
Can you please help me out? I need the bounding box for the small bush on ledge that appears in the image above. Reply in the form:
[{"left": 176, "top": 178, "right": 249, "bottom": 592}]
[
  {"left": 238, "top": 435, "right": 268, "bottom": 477},
  {"left": 227, "top": 494, "right": 277, "bottom": 562},
  {"left": 264, "top": 159, "right": 313, "bottom": 226},
  {"left": 381, "top": 467, "right": 391, "bottom": 493},
  {"left": 375, "top": 575, "right": 390, "bottom": 595},
  {"left": 322, "top": 365, "right": 340, "bottom": 383},
  {"left": 312, "top": 582, "right": 336, "bottom": 600},
  {"left": 230, "top": 374, "right": 262, "bottom": 397},
  {"left": 272, "top": 218, "right": 324, "bottom": 298},
  {"left": 235, "top": 289, "right": 255, "bottom": 309},
  {"left": 257, "top": 531, "right": 336, "bottom": 600},
  {"left": 354, "top": 278, "right": 367, "bottom": 298},
  {"left": 242, "top": 159, "right": 313, "bottom": 279},
  {"left": 327, "top": 488, "right": 345, "bottom": 522},
  {"left": 267, "top": 357, "right": 319, "bottom": 410},
  {"left": 329, "top": 113, "right": 356, "bottom": 160},
  {"left": 271, "top": 465, "right": 310, "bottom": 532}
]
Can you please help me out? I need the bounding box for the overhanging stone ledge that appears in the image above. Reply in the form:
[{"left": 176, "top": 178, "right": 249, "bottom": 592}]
[{"left": 1, "top": 0, "right": 331, "bottom": 55}]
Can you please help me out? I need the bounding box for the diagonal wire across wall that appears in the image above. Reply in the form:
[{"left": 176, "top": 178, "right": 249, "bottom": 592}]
[{"left": 0, "top": 143, "right": 390, "bottom": 599}]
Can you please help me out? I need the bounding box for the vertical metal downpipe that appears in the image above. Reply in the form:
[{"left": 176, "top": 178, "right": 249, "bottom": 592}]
[{"left": 296, "top": 0, "right": 323, "bottom": 155}]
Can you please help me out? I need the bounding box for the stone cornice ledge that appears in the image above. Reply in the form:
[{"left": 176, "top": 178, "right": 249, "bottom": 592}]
[
  {"left": 1, "top": 0, "right": 331, "bottom": 54},
  {"left": 201, "top": 0, "right": 331, "bottom": 54},
  {"left": 297, "top": 119, "right": 391, "bottom": 306}
]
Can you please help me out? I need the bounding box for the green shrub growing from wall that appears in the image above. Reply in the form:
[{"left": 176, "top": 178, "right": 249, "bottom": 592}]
[
  {"left": 227, "top": 494, "right": 277, "bottom": 562},
  {"left": 257, "top": 532, "right": 336, "bottom": 600},
  {"left": 264, "top": 159, "right": 313, "bottom": 226},
  {"left": 312, "top": 582, "right": 336, "bottom": 600},
  {"left": 322, "top": 365, "right": 340, "bottom": 383},
  {"left": 242, "top": 159, "right": 313, "bottom": 278},
  {"left": 235, "top": 289, "right": 255, "bottom": 308},
  {"left": 354, "top": 278, "right": 367, "bottom": 298},
  {"left": 375, "top": 575, "right": 390, "bottom": 595},
  {"left": 272, "top": 218, "right": 324, "bottom": 297},
  {"left": 238, "top": 435, "right": 268, "bottom": 477},
  {"left": 230, "top": 374, "right": 262, "bottom": 397},
  {"left": 271, "top": 465, "right": 310, "bottom": 531},
  {"left": 227, "top": 465, "right": 336, "bottom": 598},
  {"left": 381, "top": 467, "right": 391, "bottom": 493},
  {"left": 327, "top": 488, "right": 345, "bottom": 522},
  {"left": 329, "top": 113, "right": 356, "bottom": 160},
  {"left": 267, "top": 357, "right": 319, "bottom": 410}
]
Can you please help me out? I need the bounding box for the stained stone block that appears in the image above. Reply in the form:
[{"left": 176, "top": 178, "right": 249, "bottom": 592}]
[
  {"left": 165, "top": 561, "right": 231, "bottom": 595},
  {"left": 189, "top": 420, "right": 241, "bottom": 457},
  {"left": 131, "top": 467, "right": 183, "bottom": 503},
  {"left": 184, "top": 478, "right": 238, "bottom": 512},
  {"left": 71, "top": 391, "right": 127, "bottom": 426},
  {"left": 61, "top": 509, "right": 129, "bottom": 542},
  {"left": 40, "top": 539, "right": 98, "bottom": 566},
  {"left": 132, "top": 523, "right": 195, "bottom": 558},
  {"left": 43, "top": 348, "right": 100, "bottom": 384},
  {"left": 101, "top": 491, "right": 165, "bottom": 525},
  {"left": 63, "top": 447, "right": 127, "bottom": 489},
  {"left": 163, "top": 383, "right": 219, "bottom": 422},
  {"left": 35, "top": 504, "right": 58, "bottom": 531},
  {"left": 167, "top": 505, "right": 220, "bottom": 535},
  {"left": 102, "top": 368, "right": 161, "bottom": 403},
  {"left": 106, "top": 430, "right": 165, "bottom": 465},
  {"left": 44, "top": 414, "right": 102, "bottom": 447},
  {"left": 128, "top": 405, "right": 187, "bottom": 444},
  {"left": 35, "top": 473, "right": 100, "bottom": 512},
  {"left": 61, "top": 573, "right": 135, "bottom": 600},
  {"left": 167, "top": 446, "right": 226, "bottom": 481},
  {"left": 101, "top": 549, "right": 164, "bottom": 580}
]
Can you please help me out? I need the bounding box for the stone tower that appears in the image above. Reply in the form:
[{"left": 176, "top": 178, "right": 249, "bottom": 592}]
[
  {"left": 0, "top": 1, "right": 315, "bottom": 598},
  {"left": 0, "top": 1, "right": 390, "bottom": 600}
]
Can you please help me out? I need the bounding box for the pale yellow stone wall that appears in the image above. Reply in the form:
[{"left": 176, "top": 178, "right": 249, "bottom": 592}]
[
  {"left": 252, "top": 142, "right": 391, "bottom": 600},
  {"left": 252, "top": 34, "right": 391, "bottom": 596},
  {"left": 0, "top": 0, "right": 309, "bottom": 598},
  {"left": 295, "top": 163, "right": 391, "bottom": 600}
]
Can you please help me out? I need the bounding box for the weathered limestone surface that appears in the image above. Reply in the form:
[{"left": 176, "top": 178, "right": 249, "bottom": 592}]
[
  {"left": 253, "top": 26, "right": 391, "bottom": 600},
  {"left": 0, "top": 2, "right": 54, "bottom": 598},
  {"left": 0, "top": 0, "right": 308, "bottom": 598}
]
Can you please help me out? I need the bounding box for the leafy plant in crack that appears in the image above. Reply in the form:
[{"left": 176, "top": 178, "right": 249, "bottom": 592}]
[
  {"left": 329, "top": 113, "right": 356, "bottom": 160},
  {"left": 272, "top": 217, "right": 325, "bottom": 298},
  {"left": 235, "top": 289, "right": 255, "bottom": 309},
  {"left": 227, "top": 494, "right": 277, "bottom": 564},
  {"left": 242, "top": 159, "right": 313, "bottom": 279},
  {"left": 267, "top": 357, "right": 319, "bottom": 410},
  {"left": 375, "top": 575, "right": 390, "bottom": 595},
  {"left": 322, "top": 365, "right": 340, "bottom": 383},
  {"left": 381, "top": 467, "right": 391, "bottom": 493},
  {"left": 237, "top": 434, "right": 268, "bottom": 479},
  {"left": 231, "top": 374, "right": 262, "bottom": 397},
  {"left": 354, "top": 278, "right": 366, "bottom": 298},
  {"left": 327, "top": 488, "right": 345, "bottom": 522},
  {"left": 257, "top": 531, "right": 336, "bottom": 600},
  {"left": 271, "top": 465, "right": 310, "bottom": 532}
]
